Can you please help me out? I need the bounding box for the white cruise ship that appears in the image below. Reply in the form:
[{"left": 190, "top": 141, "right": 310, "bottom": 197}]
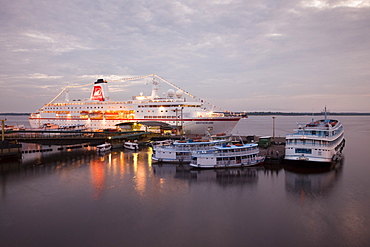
[
  {"left": 29, "top": 74, "right": 242, "bottom": 135},
  {"left": 285, "top": 111, "right": 345, "bottom": 163}
]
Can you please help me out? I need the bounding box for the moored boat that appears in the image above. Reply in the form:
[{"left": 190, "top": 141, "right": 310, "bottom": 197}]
[
  {"left": 96, "top": 143, "right": 112, "bottom": 152},
  {"left": 189, "top": 143, "right": 265, "bottom": 168},
  {"left": 124, "top": 141, "right": 139, "bottom": 150},
  {"left": 152, "top": 136, "right": 231, "bottom": 163},
  {"left": 285, "top": 108, "right": 345, "bottom": 163}
]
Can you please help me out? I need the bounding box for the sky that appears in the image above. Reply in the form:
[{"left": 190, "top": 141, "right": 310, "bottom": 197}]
[{"left": 1, "top": 0, "right": 370, "bottom": 113}]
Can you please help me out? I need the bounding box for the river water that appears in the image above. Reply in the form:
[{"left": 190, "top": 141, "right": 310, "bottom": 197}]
[{"left": 1, "top": 115, "right": 370, "bottom": 247}]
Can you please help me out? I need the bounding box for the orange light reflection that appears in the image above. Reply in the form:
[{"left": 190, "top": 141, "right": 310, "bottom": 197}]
[{"left": 90, "top": 157, "right": 105, "bottom": 200}]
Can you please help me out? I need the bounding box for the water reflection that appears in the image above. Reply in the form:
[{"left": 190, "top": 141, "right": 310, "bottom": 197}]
[
  {"left": 0, "top": 148, "right": 96, "bottom": 199},
  {"left": 152, "top": 163, "right": 260, "bottom": 187},
  {"left": 90, "top": 157, "right": 106, "bottom": 200},
  {"left": 284, "top": 161, "right": 343, "bottom": 200},
  {"left": 1, "top": 147, "right": 344, "bottom": 203},
  {"left": 132, "top": 152, "right": 147, "bottom": 196},
  {"left": 21, "top": 143, "right": 95, "bottom": 167},
  {"left": 190, "top": 168, "right": 259, "bottom": 187}
]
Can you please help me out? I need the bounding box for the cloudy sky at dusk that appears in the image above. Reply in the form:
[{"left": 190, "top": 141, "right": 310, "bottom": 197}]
[{"left": 1, "top": 0, "right": 369, "bottom": 113}]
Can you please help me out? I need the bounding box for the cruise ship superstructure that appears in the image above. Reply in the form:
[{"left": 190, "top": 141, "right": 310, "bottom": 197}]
[
  {"left": 29, "top": 74, "right": 242, "bottom": 134},
  {"left": 285, "top": 110, "right": 345, "bottom": 163}
]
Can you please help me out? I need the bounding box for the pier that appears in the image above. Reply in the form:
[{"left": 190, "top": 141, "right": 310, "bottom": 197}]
[
  {"left": 2, "top": 130, "right": 153, "bottom": 145},
  {"left": 258, "top": 137, "right": 286, "bottom": 164}
]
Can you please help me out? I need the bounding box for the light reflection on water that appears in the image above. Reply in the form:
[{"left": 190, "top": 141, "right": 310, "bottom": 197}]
[
  {"left": 1, "top": 116, "right": 370, "bottom": 246},
  {"left": 90, "top": 157, "right": 106, "bottom": 200},
  {"left": 284, "top": 161, "right": 343, "bottom": 201}
]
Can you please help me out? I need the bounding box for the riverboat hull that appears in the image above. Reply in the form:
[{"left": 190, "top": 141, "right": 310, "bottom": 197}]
[
  {"left": 189, "top": 156, "right": 265, "bottom": 168},
  {"left": 189, "top": 143, "right": 265, "bottom": 169}
]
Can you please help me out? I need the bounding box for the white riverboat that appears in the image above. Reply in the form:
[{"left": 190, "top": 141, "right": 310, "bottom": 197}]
[
  {"left": 96, "top": 143, "right": 112, "bottom": 152},
  {"left": 189, "top": 143, "right": 265, "bottom": 168},
  {"left": 152, "top": 136, "right": 231, "bottom": 163},
  {"left": 29, "top": 74, "right": 242, "bottom": 135},
  {"left": 285, "top": 110, "right": 345, "bottom": 163}
]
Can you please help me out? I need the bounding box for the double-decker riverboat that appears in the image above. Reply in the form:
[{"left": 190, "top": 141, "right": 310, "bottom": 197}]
[
  {"left": 152, "top": 136, "right": 230, "bottom": 163},
  {"left": 29, "top": 74, "right": 242, "bottom": 135},
  {"left": 189, "top": 143, "right": 265, "bottom": 168},
  {"left": 285, "top": 109, "right": 345, "bottom": 163}
]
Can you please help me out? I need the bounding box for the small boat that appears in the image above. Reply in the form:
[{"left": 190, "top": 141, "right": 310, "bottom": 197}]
[
  {"left": 96, "top": 143, "right": 112, "bottom": 152},
  {"left": 285, "top": 107, "right": 345, "bottom": 163},
  {"left": 189, "top": 143, "right": 265, "bottom": 168},
  {"left": 4, "top": 124, "right": 25, "bottom": 131},
  {"left": 124, "top": 141, "right": 139, "bottom": 150},
  {"left": 152, "top": 137, "right": 230, "bottom": 163}
]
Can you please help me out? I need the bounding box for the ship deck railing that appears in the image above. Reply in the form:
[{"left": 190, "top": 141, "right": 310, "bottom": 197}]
[
  {"left": 192, "top": 157, "right": 258, "bottom": 165},
  {"left": 155, "top": 145, "right": 218, "bottom": 152},
  {"left": 193, "top": 149, "right": 258, "bottom": 157},
  {"left": 287, "top": 131, "right": 343, "bottom": 138},
  {"left": 286, "top": 136, "right": 344, "bottom": 148}
]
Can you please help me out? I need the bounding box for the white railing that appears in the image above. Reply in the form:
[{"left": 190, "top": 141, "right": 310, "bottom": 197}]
[
  {"left": 193, "top": 149, "right": 258, "bottom": 157},
  {"left": 155, "top": 145, "right": 218, "bottom": 152},
  {"left": 286, "top": 135, "right": 344, "bottom": 148}
]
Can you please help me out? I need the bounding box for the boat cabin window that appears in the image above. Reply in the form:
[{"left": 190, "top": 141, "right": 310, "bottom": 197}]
[{"left": 295, "top": 148, "right": 312, "bottom": 154}]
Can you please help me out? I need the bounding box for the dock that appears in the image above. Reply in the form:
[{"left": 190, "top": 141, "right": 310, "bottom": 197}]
[
  {"left": 3, "top": 129, "right": 153, "bottom": 145},
  {"left": 1, "top": 128, "right": 288, "bottom": 167},
  {"left": 258, "top": 137, "right": 286, "bottom": 164}
]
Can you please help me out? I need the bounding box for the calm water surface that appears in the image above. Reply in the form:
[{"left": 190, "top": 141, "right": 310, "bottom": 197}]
[{"left": 1, "top": 115, "right": 370, "bottom": 247}]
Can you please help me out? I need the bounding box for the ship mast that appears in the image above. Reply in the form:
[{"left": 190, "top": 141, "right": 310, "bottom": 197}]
[{"left": 45, "top": 74, "right": 230, "bottom": 113}]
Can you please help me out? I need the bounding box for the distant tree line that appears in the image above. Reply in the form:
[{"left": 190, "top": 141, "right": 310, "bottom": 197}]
[{"left": 0, "top": 113, "right": 30, "bottom": 115}]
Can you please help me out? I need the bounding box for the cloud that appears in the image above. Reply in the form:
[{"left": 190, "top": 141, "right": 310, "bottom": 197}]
[
  {"left": 301, "top": 0, "right": 370, "bottom": 9},
  {"left": 0, "top": 0, "right": 369, "bottom": 112},
  {"left": 28, "top": 73, "right": 63, "bottom": 79}
]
